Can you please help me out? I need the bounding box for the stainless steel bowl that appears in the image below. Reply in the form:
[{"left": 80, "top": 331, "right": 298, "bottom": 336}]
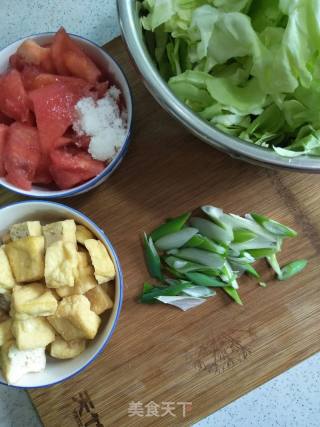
[{"left": 118, "top": 0, "right": 320, "bottom": 172}]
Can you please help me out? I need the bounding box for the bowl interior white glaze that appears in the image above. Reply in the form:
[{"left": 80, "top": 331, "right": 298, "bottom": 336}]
[
  {"left": 0, "top": 33, "right": 133, "bottom": 198},
  {"left": 0, "top": 201, "right": 123, "bottom": 388}
]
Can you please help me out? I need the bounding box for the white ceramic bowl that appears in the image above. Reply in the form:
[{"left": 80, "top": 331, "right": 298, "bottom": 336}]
[
  {"left": 0, "top": 200, "right": 123, "bottom": 388},
  {"left": 0, "top": 33, "right": 133, "bottom": 198}
]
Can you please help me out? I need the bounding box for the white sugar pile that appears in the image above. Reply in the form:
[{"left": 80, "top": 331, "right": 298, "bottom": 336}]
[{"left": 73, "top": 85, "right": 128, "bottom": 161}]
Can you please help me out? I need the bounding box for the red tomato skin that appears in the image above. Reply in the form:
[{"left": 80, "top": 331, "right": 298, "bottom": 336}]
[
  {"left": 29, "top": 73, "right": 93, "bottom": 94},
  {"left": 29, "top": 82, "right": 83, "bottom": 153},
  {"left": 4, "top": 123, "right": 40, "bottom": 190},
  {"left": 49, "top": 146, "right": 105, "bottom": 189},
  {"left": 0, "top": 124, "right": 9, "bottom": 176},
  {"left": 51, "top": 27, "right": 102, "bottom": 83},
  {"left": 0, "top": 70, "right": 30, "bottom": 122}
]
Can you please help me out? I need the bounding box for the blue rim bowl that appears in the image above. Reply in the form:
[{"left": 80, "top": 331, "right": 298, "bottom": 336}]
[
  {"left": 0, "top": 200, "right": 123, "bottom": 388},
  {"left": 0, "top": 32, "right": 133, "bottom": 198}
]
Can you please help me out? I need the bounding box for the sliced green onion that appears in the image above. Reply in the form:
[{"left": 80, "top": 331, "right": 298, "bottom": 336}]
[
  {"left": 220, "top": 261, "right": 239, "bottom": 289},
  {"left": 155, "top": 296, "right": 206, "bottom": 311},
  {"left": 185, "top": 272, "right": 228, "bottom": 287},
  {"left": 150, "top": 212, "right": 191, "bottom": 242},
  {"left": 190, "top": 217, "right": 233, "bottom": 244},
  {"left": 182, "top": 286, "right": 216, "bottom": 298},
  {"left": 164, "top": 256, "right": 220, "bottom": 275},
  {"left": 233, "top": 228, "right": 257, "bottom": 243},
  {"left": 223, "top": 213, "right": 277, "bottom": 242},
  {"left": 143, "top": 233, "right": 163, "bottom": 281},
  {"left": 223, "top": 286, "right": 243, "bottom": 305},
  {"left": 201, "top": 205, "right": 227, "bottom": 229},
  {"left": 155, "top": 227, "right": 198, "bottom": 251},
  {"left": 172, "top": 248, "right": 225, "bottom": 268},
  {"left": 249, "top": 213, "right": 298, "bottom": 238},
  {"left": 140, "top": 281, "right": 191, "bottom": 303},
  {"left": 246, "top": 248, "right": 277, "bottom": 258},
  {"left": 279, "top": 259, "right": 308, "bottom": 281},
  {"left": 266, "top": 254, "right": 282, "bottom": 278},
  {"left": 229, "top": 261, "right": 260, "bottom": 278},
  {"left": 184, "top": 234, "right": 227, "bottom": 255},
  {"left": 231, "top": 236, "right": 278, "bottom": 252}
]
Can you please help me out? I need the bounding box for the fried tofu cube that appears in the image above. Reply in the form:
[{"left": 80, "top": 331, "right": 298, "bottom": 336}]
[
  {"left": 10, "top": 221, "right": 42, "bottom": 241},
  {"left": 5, "top": 236, "right": 45, "bottom": 283},
  {"left": 12, "top": 317, "right": 55, "bottom": 350},
  {"left": 50, "top": 336, "right": 86, "bottom": 359},
  {"left": 42, "top": 219, "right": 76, "bottom": 248},
  {"left": 47, "top": 317, "right": 84, "bottom": 341},
  {"left": 0, "top": 319, "right": 13, "bottom": 346},
  {"left": 84, "top": 239, "right": 115, "bottom": 284},
  {"left": 12, "top": 283, "right": 58, "bottom": 319},
  {"left": 45, "top": 241, "right": 78, "bottom": 288},
  {"left": 1, "top": 340, "right": 46, "bottom": 384},
  {"left": 56, "top": 252, "right": 97, "bottom": 297},
  {"left": 76, "top": 225, "right": 94, "bottom": 245},
  {"left": 86, "top": 286, "right": 113, "bottom": 315},
  {"left": 0, "top": 246, "right": 16, "bottom": 291},
  {"left": 48, "top": 295, "right": 101, "bottom": 340}
]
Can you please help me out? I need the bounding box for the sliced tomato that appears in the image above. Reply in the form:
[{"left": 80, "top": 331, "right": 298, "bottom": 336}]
[
  {"left": 50, "top": 146, "right": 105, "bottom": 189},
  {"left": 0, "top": 70, "right": 31, "bottom": 122},
  {"left": 51, "top": 27, "right": 101, "bottom": 83},
  {"left": 29, "top": 82, "right": 83, "bottom": 153},
  {"left": 0, "top": 112, "right": 14, "bottom": 126},
  {"left": 0, "top": 124, "right": 9, "bottom": 176},
  {"left": 29, "top": 73, "right": 92, "bottom": 94},
  {"left": 16, "top": 40, "right": 55, "bottom": 73},
  {"left": 4, "top": 123, "right": 40, "bottom": 190},
  {"left": 51, "top": 28, "right": 71, "bottom": 75},
  {"left": 74, "top": 134, "right": 91, "bottom": 149},
  {"left": 63, "top": 50, "right": 101, "bottom": 84}
]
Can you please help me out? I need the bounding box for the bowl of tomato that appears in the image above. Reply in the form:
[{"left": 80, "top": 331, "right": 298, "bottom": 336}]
[{"left": 0, "top": 28, "right": 132, "bottom": 198}]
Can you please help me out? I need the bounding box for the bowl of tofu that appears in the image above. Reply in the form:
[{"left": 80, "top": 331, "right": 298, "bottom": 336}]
[{"left": 0, "top": 200, "right": 123, "bottom": 387}]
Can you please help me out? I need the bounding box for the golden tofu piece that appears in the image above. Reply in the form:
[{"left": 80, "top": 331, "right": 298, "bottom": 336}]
[
  {"left": 86, "top": 286, "right": 113, "bottom": 315},
  {"left": 12, "top": 317, "right": 55, "bottom": 350},
  {"left": 0, "top": 319, "right": 13, "bottom": 346},
  {"left": 47, "top": 317, "right": 84, "bottom": 341},
  {"left": 0, "top": 246, "right": 16, "bottom": 292},
  {"left": 76, "top": 225, "right": 94, "bottom": 245},
  {"left": 1, "top": 340, "right": 46, "bottom": 384},
  {"left": 5, "top": 236, "right": 45, "bottom": 283},
  {"left": 84, "top": 239, "right": 115, "bottom": 284},
  {"left": 50, "top": 336, "right": 86, "bottom": 359},
  {"left": 56, "top": 253, "right": 97, "bottom": 297},
  {"left": 12, "top": 283, "right": 57, "bottom": 319},
  {"left": 48, "top": 295, "right": 100, "bottom": 340},
  {"left": 10, "top": 221, "right": 42, "bottom": 241},
  {"left": 42, "top": 219, "right": 76, "bottom": 248},
  {"left": 45, "top": 241, "right": 78, "bottom": 288}
]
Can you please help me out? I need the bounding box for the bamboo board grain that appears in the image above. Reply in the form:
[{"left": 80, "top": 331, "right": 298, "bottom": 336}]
[{"left": 12, "top": 36, "right": 317, "bottom": 426}]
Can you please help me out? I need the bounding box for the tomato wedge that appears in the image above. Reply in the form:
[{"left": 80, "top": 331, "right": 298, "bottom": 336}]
[
  {"left": 29, "top": 82, "right": 83, "bottom": 153},
  {"left": 0, "top": 70, "right": 30, "bottom": 122},
  {"left": 50, "top": 146, "right": 105, "bottom": 189},
  {"left": 4, "top": 123, "right": 40, "bottom": 190},
  {"left": 51, "top": 27, "right": 102, "bottom": 83}
]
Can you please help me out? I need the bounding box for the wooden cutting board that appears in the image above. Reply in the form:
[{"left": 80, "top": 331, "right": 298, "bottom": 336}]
[{"left": 1, "top": 36, "right": 318, "bottom": 426}]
